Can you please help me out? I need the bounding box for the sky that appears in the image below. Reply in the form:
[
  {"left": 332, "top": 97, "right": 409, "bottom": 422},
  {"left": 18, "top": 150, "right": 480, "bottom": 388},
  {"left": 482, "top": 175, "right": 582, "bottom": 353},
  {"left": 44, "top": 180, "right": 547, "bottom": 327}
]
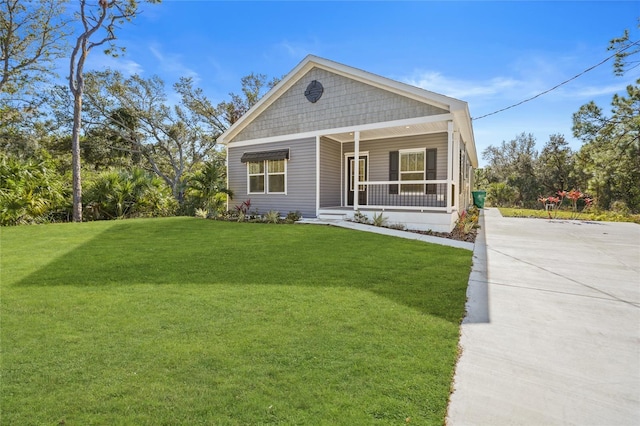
[{"left": 72, "top": 0, "right": 639, "bottom": 166}]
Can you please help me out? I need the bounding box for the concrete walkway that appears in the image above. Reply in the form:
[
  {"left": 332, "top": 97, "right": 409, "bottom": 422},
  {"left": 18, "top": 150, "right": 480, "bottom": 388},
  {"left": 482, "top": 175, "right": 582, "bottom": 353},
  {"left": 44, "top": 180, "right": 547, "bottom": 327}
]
[
  {"left": 298, "top": 218, "right": 475, "bottom": 250},
  {"left": 447, "top": 208, "right": 640, "bottom": 425}
]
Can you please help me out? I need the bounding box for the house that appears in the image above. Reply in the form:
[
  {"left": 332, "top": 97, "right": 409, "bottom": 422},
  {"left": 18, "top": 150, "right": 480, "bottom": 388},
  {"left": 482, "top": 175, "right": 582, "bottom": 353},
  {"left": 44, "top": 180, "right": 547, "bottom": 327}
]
[{"left": 218, "top": 55, "right": 478, "bottom": 233}]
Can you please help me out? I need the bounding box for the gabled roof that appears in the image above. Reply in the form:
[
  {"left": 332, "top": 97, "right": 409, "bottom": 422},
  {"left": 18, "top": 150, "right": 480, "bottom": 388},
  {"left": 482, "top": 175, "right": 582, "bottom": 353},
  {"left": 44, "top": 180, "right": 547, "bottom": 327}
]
[{"left": 218, "top": 55, "right": 477, "bottom": 165}]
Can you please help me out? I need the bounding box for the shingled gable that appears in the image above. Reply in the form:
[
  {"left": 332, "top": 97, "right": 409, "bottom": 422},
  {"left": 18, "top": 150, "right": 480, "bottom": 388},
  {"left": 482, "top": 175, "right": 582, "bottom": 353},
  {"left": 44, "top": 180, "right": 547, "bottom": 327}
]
[{"left": 218, "top": 55, "right": 477, "bottom": 167}]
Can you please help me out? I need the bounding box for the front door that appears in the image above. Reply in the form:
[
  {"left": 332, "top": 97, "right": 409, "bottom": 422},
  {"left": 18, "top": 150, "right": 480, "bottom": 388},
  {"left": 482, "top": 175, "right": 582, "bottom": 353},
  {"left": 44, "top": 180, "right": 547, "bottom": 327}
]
[{"left": 347, "top": 156, "right": 367, "bottom": 206}]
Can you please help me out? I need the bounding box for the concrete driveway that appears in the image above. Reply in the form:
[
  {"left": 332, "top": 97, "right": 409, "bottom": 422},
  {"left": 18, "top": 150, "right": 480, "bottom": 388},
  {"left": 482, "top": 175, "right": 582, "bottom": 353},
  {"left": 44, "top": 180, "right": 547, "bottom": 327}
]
[{"left": 447, "top": 208, "right": 640, "bottom": 425}]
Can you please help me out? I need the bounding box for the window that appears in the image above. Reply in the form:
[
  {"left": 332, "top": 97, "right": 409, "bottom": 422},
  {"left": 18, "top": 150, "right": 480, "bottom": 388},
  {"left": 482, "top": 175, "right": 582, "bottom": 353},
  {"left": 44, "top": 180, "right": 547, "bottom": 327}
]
[
  {"left": 248, "top": 161, "right": 265, "bottom": 193},
  {"left": 400, "top": 150, "right": 425, "bottom": 193},
  {"left": 247, "top": 159, "right": 286, "bottom": 194},
  {"left": 267, "top": 159, "right": 285, "bottom": 193}
]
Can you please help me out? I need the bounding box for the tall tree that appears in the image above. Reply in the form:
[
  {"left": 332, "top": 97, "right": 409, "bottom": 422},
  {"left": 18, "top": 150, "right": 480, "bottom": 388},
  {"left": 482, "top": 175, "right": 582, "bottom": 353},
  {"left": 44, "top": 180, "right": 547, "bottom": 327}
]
[
  {"left": 0, "top": 0, "right": 69, "bottom": 97},
  {"left": 1, "top": 0, "right": 70, "bottom": 150},
  {"left": 572, "top": 24, "right": 640, "bottom": 212},
  {"left": 68, "top": 0, "right": 158, "bottom": 222},
  {"left": 573, "top": 83, "right": 640, "bottom": 211},
  {"left": 81, "top": 70, "right": 219, "bottom": 203},
  {"left": 536, "top": 134, "right": 575, "bottom": 193},
  {"left": 482, "top": 132, "right": 541, "bottom": 207},
  {"left": 216, "top": 73, "right": 280, "bottom": 126}
]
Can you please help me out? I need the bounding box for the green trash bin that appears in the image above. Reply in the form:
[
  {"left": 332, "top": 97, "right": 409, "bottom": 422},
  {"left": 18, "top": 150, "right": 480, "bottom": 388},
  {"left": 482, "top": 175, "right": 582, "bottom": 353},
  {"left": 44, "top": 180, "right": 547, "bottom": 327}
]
[{"left": 472, "top": 190, "right": 486, "bottom": 208}]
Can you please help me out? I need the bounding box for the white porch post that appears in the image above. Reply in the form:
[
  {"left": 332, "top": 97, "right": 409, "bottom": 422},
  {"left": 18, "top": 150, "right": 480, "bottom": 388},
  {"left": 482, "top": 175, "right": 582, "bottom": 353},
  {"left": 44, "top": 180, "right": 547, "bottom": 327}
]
[
  {"left": 353, "top": 131, "right": 360, "bottom": 212},
  {"left": 453, "top": 129, "right": 460, "bottom": 212},
  {"left": 446, "top": 121, "right": 453, "bottom": 214},
  {"left": 315, "top": 135, "right": 321, "bottom": 217}
]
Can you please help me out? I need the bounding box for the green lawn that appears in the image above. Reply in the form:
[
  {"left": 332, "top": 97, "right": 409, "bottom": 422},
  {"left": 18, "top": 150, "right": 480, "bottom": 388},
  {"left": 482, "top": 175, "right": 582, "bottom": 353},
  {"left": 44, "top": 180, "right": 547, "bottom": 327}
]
[{"left": 1, "top": 218, "right": 472, "bottom": 425}]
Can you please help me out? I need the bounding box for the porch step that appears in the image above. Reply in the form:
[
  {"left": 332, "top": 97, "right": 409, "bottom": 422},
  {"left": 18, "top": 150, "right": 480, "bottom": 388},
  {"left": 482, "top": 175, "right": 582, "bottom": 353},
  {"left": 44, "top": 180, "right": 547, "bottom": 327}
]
[{"left": 318, "top": 212, "right": 348, "bottom": 221}]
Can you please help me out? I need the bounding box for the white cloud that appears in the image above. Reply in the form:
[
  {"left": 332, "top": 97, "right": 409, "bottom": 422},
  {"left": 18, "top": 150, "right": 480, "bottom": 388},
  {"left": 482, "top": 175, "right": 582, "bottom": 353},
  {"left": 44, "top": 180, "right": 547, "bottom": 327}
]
[
  {"left": 84, "top": 54, "right": 144, "bottom": 76},
  {"left": 149, "top": 43, "right": 201, "bottom": 84},
  {"left": 404, "top": 71, "right": 524, "bottom": 101}
]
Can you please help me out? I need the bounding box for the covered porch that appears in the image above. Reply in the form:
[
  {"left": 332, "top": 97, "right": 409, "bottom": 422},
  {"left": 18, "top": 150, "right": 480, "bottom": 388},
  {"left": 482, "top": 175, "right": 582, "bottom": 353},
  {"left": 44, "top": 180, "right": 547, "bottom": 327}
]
[{"left": 315, "top": 113, "right": 472, "bottom": 232}]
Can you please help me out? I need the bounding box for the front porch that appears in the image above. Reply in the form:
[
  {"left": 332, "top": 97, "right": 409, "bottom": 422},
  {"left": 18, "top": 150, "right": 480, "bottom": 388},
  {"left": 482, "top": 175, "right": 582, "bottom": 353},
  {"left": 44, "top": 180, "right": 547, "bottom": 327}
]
[{"left": 315, "top": 120, "right": 468, "bottom": 233}]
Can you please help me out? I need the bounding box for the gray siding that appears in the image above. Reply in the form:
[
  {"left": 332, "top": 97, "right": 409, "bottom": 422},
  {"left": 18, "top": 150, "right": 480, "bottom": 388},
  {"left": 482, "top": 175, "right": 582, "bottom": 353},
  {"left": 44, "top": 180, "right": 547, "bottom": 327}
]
[
  {"left": 233, "top": 68, "right": 448, "bottom": 142},
  {"left": 227, "top": 138, "right": 317, "bottom": 217},
  {"left": 343, "top": 133, "right": 449, "bottom": 207},
  {"left": 344, "top": 133, "right": 448, "bottom": 181},
  {"left": 319, "top": 137, "right": 342, "bottom": 207}
]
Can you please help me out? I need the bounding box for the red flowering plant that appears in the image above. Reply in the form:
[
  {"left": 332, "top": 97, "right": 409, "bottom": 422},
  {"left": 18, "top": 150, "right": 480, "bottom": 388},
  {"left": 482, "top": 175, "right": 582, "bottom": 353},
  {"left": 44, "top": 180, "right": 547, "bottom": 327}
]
[
  {"left": 538, "top": 195, "right": 562, "bottom": 219},
  {"left": 539, "top": 189, "right": 591, "bottom": 220},
  {"left": 565, "top": 189, "right": 588, "bottom": 219}
]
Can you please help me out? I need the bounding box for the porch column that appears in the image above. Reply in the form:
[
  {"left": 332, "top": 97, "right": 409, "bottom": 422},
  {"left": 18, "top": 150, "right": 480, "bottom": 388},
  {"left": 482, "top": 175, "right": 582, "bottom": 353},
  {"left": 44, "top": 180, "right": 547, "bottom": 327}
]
[
  {"left": 453, "top": 129, "right": 461, "bottom": 212},
  {"left": 446, "top": 121, "right": 453, "bottom": 214},
  {"left": 315, "top": 135, "right": 321, "bottom": 217},
  {"left": 353, "top": 131, "right": 360, "bottom": 211}
]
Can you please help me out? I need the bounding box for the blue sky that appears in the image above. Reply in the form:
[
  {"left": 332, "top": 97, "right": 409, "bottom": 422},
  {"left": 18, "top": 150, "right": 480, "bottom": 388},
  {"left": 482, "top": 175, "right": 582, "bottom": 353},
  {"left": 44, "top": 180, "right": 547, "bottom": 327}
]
[{"left": 76, "top": 1, "right": 639, "bottom": 166}]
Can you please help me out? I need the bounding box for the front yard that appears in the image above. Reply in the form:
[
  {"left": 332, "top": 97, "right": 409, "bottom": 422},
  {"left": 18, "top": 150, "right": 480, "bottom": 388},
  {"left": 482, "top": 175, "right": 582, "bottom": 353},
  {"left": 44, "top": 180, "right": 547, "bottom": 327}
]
[{"left": 1, "top": 218, "right": 472, "bottom": 425}]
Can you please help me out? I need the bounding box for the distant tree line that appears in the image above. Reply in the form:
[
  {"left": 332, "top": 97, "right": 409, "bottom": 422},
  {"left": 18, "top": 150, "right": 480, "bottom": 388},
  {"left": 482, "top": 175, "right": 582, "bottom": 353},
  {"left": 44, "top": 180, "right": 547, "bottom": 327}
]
[
  {"left": 1, "top": 1, "right": 638, "bottom": 223},
  {"left": 1, "top": 0, "right": 278, "bottom": 225},
  {"left": 476, "top": 26, "right": 639, "bottom": 214}
]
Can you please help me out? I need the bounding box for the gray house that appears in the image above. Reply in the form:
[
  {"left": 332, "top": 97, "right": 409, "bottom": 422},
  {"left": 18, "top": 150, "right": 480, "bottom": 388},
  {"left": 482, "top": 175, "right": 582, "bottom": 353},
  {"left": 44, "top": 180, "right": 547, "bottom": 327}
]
[{"left": 219, "top": 55, "right": 478, "bottom": 232}]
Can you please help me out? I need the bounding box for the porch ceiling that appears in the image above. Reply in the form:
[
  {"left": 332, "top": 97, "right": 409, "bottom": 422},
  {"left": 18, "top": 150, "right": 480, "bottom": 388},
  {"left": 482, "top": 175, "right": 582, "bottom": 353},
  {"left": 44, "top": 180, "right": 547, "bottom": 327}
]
[{"left": 324, "top": 120, "right": 448, "bottom": 143}]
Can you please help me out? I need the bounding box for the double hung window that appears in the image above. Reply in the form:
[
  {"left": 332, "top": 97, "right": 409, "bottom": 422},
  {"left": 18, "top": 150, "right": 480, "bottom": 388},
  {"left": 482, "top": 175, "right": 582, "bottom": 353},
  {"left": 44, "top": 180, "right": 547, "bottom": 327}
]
[
  {"left": 400, "top": 150, "right": 425, "bottom": 193},
  {"left": 247, "top": 159, "right": 286, "bottom": 194}
]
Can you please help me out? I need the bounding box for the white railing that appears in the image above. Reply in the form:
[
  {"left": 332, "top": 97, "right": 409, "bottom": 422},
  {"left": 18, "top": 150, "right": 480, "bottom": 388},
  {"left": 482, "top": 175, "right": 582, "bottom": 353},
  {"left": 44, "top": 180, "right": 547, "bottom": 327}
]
[{"left": 355, "top": 180, "right": 449, "bottom": 209}]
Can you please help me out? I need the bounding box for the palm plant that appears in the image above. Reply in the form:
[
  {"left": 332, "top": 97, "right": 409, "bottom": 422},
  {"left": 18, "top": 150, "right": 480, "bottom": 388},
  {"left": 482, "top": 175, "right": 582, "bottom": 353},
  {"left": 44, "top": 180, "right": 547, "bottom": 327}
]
[
  {"left": 186, "top": 160, "right": 232, "bottom": 215},
  {"left": 84, "top": 168, "right": 175, "bottom": 220},
  {"left": 0, "top": 154, "right": 68, "bottom": 225}
]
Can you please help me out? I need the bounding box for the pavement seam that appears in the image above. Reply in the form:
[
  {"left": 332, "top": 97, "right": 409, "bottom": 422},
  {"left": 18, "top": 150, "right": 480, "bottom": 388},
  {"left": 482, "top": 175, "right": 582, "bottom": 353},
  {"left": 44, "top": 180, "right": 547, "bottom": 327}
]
[{"left": 488, "top": 245, "right": 640, "bottom": 309}]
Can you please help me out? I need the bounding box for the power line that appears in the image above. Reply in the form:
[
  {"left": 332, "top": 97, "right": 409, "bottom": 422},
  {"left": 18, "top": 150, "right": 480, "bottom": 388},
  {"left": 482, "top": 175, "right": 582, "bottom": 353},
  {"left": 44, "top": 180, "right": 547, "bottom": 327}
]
[{"left": 472, "top": 40, "right": 640, "bottom": 121}]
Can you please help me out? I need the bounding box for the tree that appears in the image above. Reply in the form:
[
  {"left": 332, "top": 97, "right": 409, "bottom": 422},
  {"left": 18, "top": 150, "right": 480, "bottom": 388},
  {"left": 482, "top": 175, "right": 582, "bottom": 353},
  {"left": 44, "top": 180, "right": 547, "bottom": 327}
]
[
  {"left": 609, "top": 19, "right": 640, "bottom": 76},
  {"left": 573, "top": 83, "right": 640, "bottom": 211},
  {"left": 215, "top": 73, "right": 280, "bottom": 127},
  {"left": 482, "top": 132, "right": 541, "bottom": 207},
  {"left": 81, "top": 70, "right": 219, "bottom": 203},
  {"left": 536, "top": 134, "right": 575, "bottom": 193},
  {"left": 1, "top": 0, "right": 70, "bottom": 152},
  {"left": 184, "top": 156, "right": 230, "bottom": 216},
  {"left": 68, "top": 0, "right": 158, "bottom": 222},
  {"left": 0, "top": 0, "right": 69, "bottom": 98},
  {"left": 572, "top": 25, "right": 640, "bottom": 212}
]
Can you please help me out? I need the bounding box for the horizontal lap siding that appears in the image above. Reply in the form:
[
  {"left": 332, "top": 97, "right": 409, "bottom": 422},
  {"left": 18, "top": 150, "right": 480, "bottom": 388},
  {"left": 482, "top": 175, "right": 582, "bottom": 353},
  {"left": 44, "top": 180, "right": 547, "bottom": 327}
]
[
  {"left": 319, "top": 137, "right": 341, "bottom": 207},
  {"left": 344, "top": 133, "right": 448, "bottom": 207},
  {"left": 344, "top": 133, "right": 448, "bottom": 181},
  {"left": 227, "top": 138, "right": 317, "bottom": 217}
]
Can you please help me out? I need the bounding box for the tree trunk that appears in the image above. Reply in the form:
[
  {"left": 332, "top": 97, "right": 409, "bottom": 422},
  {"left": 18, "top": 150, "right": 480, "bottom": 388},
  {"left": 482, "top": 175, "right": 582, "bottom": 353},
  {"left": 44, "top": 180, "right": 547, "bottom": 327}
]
[{"left": 71, "top": 91, "right": 83, "bottom": 222}]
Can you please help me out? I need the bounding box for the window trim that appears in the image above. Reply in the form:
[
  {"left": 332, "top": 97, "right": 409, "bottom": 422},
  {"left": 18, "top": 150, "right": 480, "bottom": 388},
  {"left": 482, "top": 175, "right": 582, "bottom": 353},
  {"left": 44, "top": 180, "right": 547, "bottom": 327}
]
[
  {"left": 247, "top": 159, "right": 287, "bottom": 195},
  {"left": 399, "top": 148, "right": 426, "bottom": 194}
]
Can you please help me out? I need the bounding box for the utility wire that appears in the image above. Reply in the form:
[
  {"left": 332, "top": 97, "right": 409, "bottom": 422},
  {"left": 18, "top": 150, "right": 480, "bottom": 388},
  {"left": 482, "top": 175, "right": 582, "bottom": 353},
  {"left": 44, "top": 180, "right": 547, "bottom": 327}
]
[{"left": 472, "top": 40, "right": 640, "bottom": 121}]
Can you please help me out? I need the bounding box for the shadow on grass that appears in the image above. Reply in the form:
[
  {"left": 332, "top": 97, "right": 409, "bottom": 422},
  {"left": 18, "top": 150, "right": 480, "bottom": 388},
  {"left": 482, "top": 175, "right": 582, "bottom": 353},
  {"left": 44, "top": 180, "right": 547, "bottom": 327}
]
[{"left": 12, "top": 218, "right": 473, "bottom": 324}]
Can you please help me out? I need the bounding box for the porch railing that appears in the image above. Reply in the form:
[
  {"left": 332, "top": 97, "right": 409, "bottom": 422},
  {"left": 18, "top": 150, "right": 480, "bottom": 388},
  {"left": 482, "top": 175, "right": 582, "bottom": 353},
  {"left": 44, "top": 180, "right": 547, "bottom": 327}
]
[{"left": 356, "top": 180, "right": 448, "bottom": 209}]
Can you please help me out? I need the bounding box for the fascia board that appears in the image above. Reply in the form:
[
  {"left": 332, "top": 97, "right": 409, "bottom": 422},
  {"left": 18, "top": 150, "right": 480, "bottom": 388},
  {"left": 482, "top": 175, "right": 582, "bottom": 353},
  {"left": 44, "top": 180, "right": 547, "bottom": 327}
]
[{"left": 226, "top": 113, "right": 455, "bottom": 149}]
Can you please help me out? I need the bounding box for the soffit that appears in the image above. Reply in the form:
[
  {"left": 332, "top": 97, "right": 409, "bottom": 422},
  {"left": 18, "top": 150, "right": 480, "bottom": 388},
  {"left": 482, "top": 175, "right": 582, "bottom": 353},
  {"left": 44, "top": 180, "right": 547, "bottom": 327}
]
[{"left": 325, "top": 120, "right": 448, "bottom": 143}]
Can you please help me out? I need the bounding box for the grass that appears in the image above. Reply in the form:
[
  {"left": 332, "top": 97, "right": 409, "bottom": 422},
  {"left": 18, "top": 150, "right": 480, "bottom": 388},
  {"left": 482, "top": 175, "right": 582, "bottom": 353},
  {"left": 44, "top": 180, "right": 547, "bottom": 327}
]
[
  {"left": 0, "top": 218, "right": 472, "bottom": 425},
  {"left": 498, "top": 207, "right": 640, "bottom": 224}
]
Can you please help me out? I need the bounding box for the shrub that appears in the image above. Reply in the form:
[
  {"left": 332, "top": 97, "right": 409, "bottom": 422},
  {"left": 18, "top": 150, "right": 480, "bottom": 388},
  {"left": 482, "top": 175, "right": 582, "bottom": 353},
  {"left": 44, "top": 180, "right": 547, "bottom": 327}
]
[
  {"left": 353, "top": 210, "right": 369, "bottom": 224},
  {"left": 264, "top": 210, "right": 280, "bottom": 224},
  {"left": 372, "top": 212, "right": 388, "bottom": 227},
  {"left": 285, "top": 211, "right": 302, "bottom": 223}
]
